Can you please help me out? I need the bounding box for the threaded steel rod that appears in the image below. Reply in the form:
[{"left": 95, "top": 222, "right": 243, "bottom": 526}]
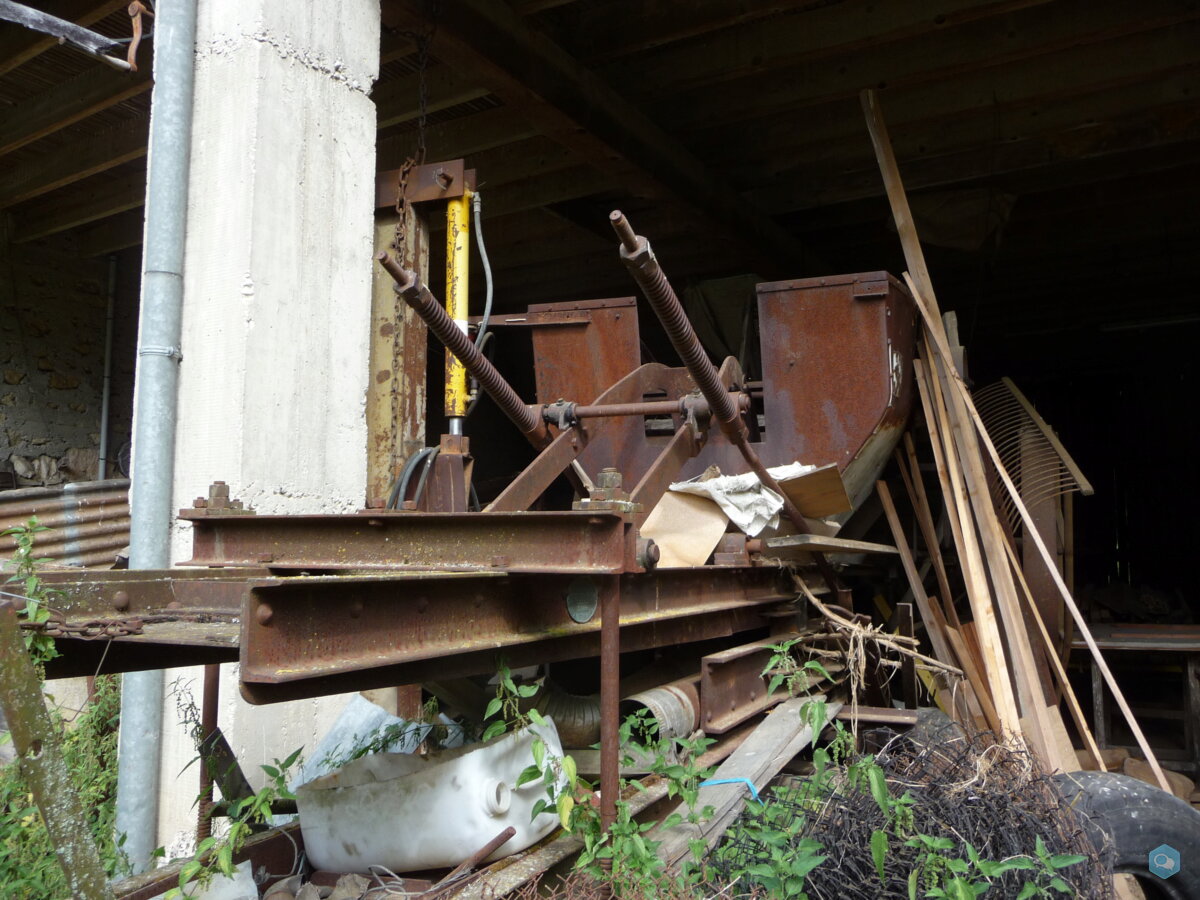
[
  {"left": 378, "top": 252, "right": 549, "bottom": 446},
  {"left": 610, "top": 211, "right": 840, "bottom": 594}
]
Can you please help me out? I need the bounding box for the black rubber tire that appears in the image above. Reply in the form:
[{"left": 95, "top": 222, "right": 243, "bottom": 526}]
[{"left": 1053, "top": 770, "right": 1200, "bottom": 899}]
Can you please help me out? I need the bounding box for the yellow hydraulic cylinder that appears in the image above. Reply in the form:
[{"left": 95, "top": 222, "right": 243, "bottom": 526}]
[{"left": 444, "top": 190, "right": 472, "bottom": 422}]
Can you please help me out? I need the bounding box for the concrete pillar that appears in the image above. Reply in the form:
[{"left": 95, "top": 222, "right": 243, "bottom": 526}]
[{"left": 155, "top": 0, "right": 380, "bottom": 855}]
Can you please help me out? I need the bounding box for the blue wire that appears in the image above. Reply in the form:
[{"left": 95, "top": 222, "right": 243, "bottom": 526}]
[{"left": 698, "top": 777, "right": 761, "bottom": 802}]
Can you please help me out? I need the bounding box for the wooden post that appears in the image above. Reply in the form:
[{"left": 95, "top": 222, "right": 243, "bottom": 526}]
[
  {"left": 0, "top": 605, "right": 113, "bottom": 900},
  {"left": 367, "top": 203, "right": 429, "bottom": 505}
]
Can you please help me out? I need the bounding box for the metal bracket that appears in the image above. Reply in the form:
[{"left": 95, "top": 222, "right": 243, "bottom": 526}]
[{"left": 402, "top": 159, "right": 477, "bottom": 203}]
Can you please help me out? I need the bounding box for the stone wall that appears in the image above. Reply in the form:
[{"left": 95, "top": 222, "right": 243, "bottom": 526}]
[{"left": 0, "top": 224, "right": 138, "bottom": 486}]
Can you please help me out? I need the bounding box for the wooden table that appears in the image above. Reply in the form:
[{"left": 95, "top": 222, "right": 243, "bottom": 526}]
[{"left": 1073, "top": 624, "right": 1200, "bottom": 774}]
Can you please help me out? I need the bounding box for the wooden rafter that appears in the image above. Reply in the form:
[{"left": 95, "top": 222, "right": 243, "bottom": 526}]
[
  {"left": 381, "top": 0, "right": 814, "bottom": 274},
  {"left": 0, "top": 117, "right": 146, "bottom": 208},
  {"left": 0, "top": 62, "right": 148, "bottom": 157}
]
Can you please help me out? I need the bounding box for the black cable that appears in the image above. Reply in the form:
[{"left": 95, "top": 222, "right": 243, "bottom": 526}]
[{"left": 387, "top": 447, "right": 435, "bottom": 509}]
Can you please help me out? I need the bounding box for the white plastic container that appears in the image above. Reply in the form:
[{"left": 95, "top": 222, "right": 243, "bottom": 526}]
[
  {"left": 296, "top": 720, "right": 567, "bottom": 873},
  {"left": 150, "top": 861, "right": 257, "bottom": 900}
]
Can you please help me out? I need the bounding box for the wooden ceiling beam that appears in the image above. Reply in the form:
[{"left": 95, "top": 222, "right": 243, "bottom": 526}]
[
  {"left": 706, "top": 23, "right": 1200, "bottom": 174},
  {"left": 381, "top": 0, "right": 813, "bottom": 274},
  {"left": 10, "top": 170, "right": 144, "bottom": 242},
  {"left": 373, "top": 63, "right": 492, "bottom": 130},
  {"left": 728, "top": 67, "right": 1200, "bottom": 181},
  {"left": 595, "top": 0, "right": 1047, "bottom": 88},
  {"left": 659, "top": 1, "right": 1200, "bottom": 131},
  {"left": 0, "top": 117, "right": 147, "bottom": 208},
  {"left": 572, "top": 0, "right": 825, "bottom": 63},
  {"left": 752, "top": 103, "right": 1200, "bottom": 213},
  {"left": 75, "top": 207, "right": 143, "bottom": 257},
  {"left": 0, "top": 0, "right": 126, "bottom": 78},
  {"left": 377, "top": 107, "right": 534, "bottom": 169},
  {"left": 0, "top": 63, "right": 149, "bottom": 157}
]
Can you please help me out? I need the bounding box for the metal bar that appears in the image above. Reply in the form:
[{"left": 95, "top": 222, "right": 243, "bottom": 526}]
[
  {"left": 238, "top": 567, "right": 788, "bottom": 703},
  {"left": 599, "top": 576, "right": 620, "bottom": 834},
  {"left": 486, "top": 425, "right": 587, "bottom": 513},
  {"left": 700, "top": 633, "right": 806, "bottom": 733},
  {"left": 183, "top": 511, "right": 631, "bottom": 574},
  {"left": 548, "top": 394, "right": 749, "bottom": 422},
  {"left": 196, "top": 663, "right": 219, "bottom": 842},
  {"left": 629, "top": 423, "right": 700, "bottom": 517},
  {"left": 378, "top": 252, "right": 550, "bottom": 445}
]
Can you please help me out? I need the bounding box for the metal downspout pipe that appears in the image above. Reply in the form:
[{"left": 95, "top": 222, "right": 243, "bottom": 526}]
[
  {"left": 96, "top": 255, "right": 116, "bottom": 480},
  {"left": 115, "top": 0, "right": 197, "bottom": 874}
]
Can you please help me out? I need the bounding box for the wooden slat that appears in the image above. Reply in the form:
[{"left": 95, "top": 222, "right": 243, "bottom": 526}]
[
  {"left": 912, "top": 272, "right": 1174, "bottom": 791},
  {"left": 753, "top": 96, "right": 1200, "bottom": 213},
  {"left": 608, "top": 0, "right": 1049, "bottom": 99},
  {"left": 836, "top": 706, "right": 918, "bottom": 727},
  {"left": 0, "top": 118, "right": 147, "bottom": 209},
  {"left": 777, "top": 463, "right": 853, "bottom": 518},
  {"left": 896, "top": 438, "right": 959, "bottom": 630},
  {"left": 728, "top": 66, "right": 1200, "bottom": 181},
  {"left": 705, "top": 24, "right": 1200, "bottom": 172},
  {"left": 75, "top": 207, "right": 143, "bottom": 257},
  {"left": 376, "top": 107, "right": 535, "bottom": 170},
  {"left": 876, "top": 481, "right": 955, "bottom": 672},
  {"left": 373, "top": 65, "right": 492, "bottom": 130},
  {"left": 1003, "top": 537, "right": 1106, "bottom": 771},
  {"left": 11, "top": 170, "right": 144, "bottom": 243},
  {"left": 663, "top": 3, "right": 1199, "bottom": 131},
  {"left": 655, "top": 698, "right": 842, "bottom": 871},
  {"left": 766, "top": 534, "right": 897, "bottom": 556},
  {"left": 0, "top": 64, "right": 150, "bottom": 158},
  {"left": 915, "top": 352, "right": 1021, "bottom": 731}
]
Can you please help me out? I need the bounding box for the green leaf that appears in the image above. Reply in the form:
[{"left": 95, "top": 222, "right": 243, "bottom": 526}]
[
  {"left": 1016, "top": 884, "right": 1038, "bottom": 900},
  {"left": 1048, "top": 853, "right": 1086, "bottom": 869},
  {"left": 563, "top": 754, "right": 577, "bottom": 788},
  {"left": 281, "top": 746, "right": 304, "bottom": 769},
  {"left": 908, "top": 869, "right": 920, "bottom": 900},
  {"left": 527, "top": 708, "right": 547, "bottom": 727},
  {"left": 557, "top": 794, "right": 575, "bottom": 829},
  {"left": 484, "top": 696, "right": 503, "bottom": 720},
  {"left": 871, "top": 829, "right": 889, "bottom": 880},
  {"left": 868, "top": 765, "right": 889, "bottom": 812},
  {"left": 516, "top": 765, "right": 542, "bottom": 788},
  {"left": 1048, "top": 877, "right": 1073, "bottom": 894},
  {"left": 531, "top": 738, "right": 545, "bottom": 770},
  {"left": 803, "top": 659, "right": 832, "bottom": 680},
  {"left": 768, "top": 673, "right": 786, "bottom": 696},
  {"left": 481, "top": 720, "right": 506, "bottom": 741},
  {"left": 516, "top": 683, "right": 539, "bottom": 698}
]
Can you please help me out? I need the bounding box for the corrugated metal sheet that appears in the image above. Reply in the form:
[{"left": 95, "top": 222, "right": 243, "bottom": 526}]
[{"left": 0, "top": 479, "right": 130, "bottom": 569}]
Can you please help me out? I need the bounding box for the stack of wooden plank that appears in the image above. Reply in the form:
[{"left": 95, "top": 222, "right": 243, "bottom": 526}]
[{"left": 860, "top": 89, "right": 1172, "bottom": 793}]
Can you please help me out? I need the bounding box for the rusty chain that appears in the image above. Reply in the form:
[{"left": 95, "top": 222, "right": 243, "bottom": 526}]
[
  {"left": 22, "top": 616, "right": 144, "bottom": 639},
  {"left": 19, "top": 610, "right": 239, "bottom": 640},
  {"left": 392, "top": 0, "right": 440, "bottom": 253}
]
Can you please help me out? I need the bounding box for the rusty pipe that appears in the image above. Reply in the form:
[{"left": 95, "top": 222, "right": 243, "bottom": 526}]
[
  {"left": 195, "top": 663, "right": 219, "bottom": 842},
  {"left": 599, "top": 577, "right": 620, "bottom": 836},
  {"left": 610, "top": 211, "right": 840, "bottom": 594},
  {"left": 378, "top": 252, "right": 550, "bottom": 447},
  {"left": 611, "top": 211, "right": 743, "bottom": 436}
]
